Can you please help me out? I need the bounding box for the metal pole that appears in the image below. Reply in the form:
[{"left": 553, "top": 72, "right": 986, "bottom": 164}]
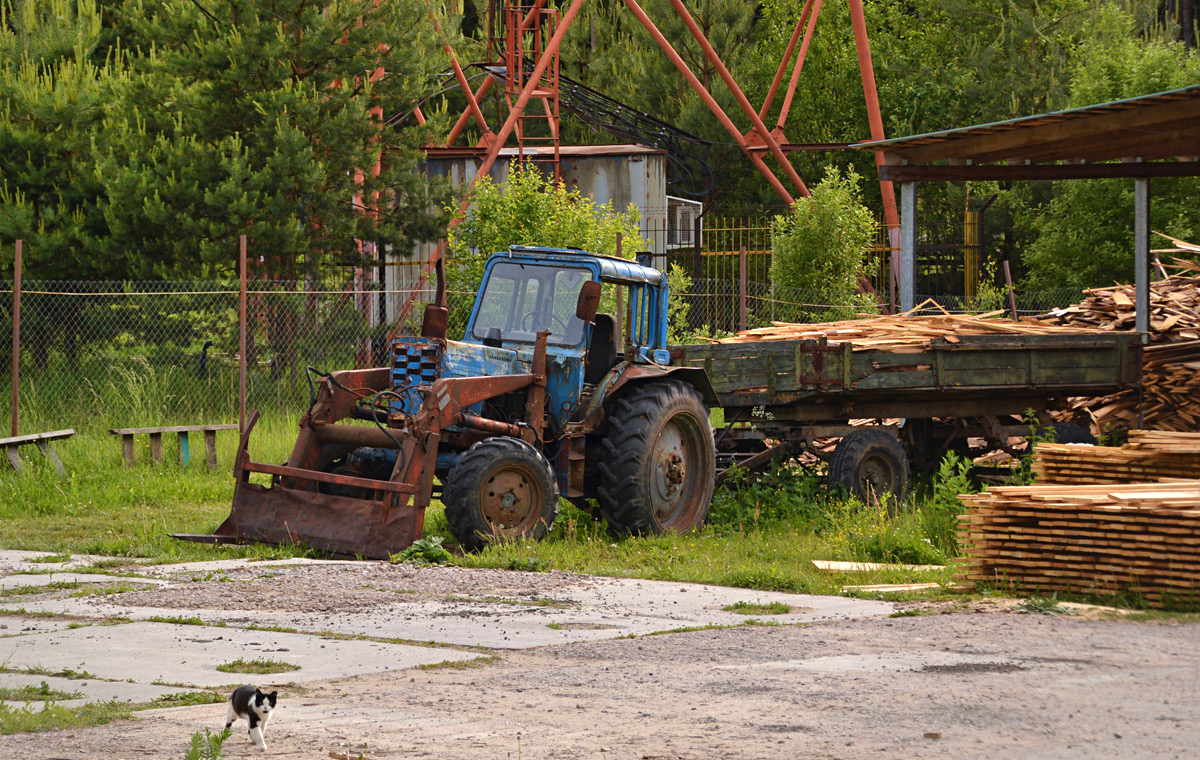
[
  {"left": 1134, "top": 178, "right": 1151, "bottom": 340},
  {"left": 900, "top": 182, "right": 916, "bottom": 313},
  {"left": 621, "top": 0, "right": 798, "bottom": 205},
  {"left": 758, "top": 0, "right": 814, "bottom": 122},
  {"left": 775, "top": 0, "right": 823, "bottom": 132},
  {"left": 239, "top": 235, "right": 248, "bottom": 434},
  {"left": 847, "top": 0, "right": 899, "bottom": 239},
  {"left": 10, "top": 240, "right": 21, "bottom": 437},
  {"left": 739, "top": 245, "right": 748, "bottom": 332},
  {"left": 453, "top": 0, "right": 588, "bottom": 223},
  {"left": 1002, "top": 260, "right": 1018, "bottom": 322},
  {"left": 662, "top": 0, "right": 810, "bottom": 198}
]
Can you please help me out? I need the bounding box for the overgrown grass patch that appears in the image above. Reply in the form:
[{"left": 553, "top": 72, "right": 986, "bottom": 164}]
[
  {"left": 0, "top": 700, "right": 134, "bottom": 734},
  {"left": 723, "top": 601, "right": 792, "bottom": 615},
  {"left": 0, "top": 681, "right": 84, "bottom": 702},
  {"left": 215, "top": 658, "right": 300, "bottom": 675}
]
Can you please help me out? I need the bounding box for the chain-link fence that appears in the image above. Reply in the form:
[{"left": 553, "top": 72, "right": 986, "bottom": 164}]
[
  {"left": 2, "top": 254, "right": 1090, "bottom": 433},
  {"left": 0, "top": 279, "right": 486, "bottom": 432}
]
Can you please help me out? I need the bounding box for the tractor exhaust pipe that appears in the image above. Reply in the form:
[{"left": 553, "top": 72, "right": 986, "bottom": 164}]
[{"left": 421, "top": 257, "right": 448, "bottom": 340}]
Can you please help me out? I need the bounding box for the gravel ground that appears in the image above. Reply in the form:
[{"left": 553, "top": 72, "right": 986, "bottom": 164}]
[
  {"left": 1, "top": 562, "right": 1197, "bottom": 759},
  {"left": 120, "top": 563, "right": 597, "bottom": 615}
]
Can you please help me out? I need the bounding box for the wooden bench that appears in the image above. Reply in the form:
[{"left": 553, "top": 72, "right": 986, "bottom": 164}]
[
  {"left": 0, "top": 429, "right": 75, "bottom": 476},
  {"left": 109, "top": 425, "right": 240, "bottom": 470}
]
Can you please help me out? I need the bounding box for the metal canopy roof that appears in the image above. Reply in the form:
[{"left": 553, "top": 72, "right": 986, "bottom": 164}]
[{"left": 854, "top": 85, "right": 1200, "bottom": 182}]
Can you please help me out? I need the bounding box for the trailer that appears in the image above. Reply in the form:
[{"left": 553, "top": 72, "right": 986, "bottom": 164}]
[{"left": 681, "top": 330, "right": 1142, "bottom": 501}]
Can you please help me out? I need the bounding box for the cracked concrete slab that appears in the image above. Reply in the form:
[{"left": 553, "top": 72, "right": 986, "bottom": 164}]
[
  {"left": 0, "top": 671, "right": 199, "bottom": 706},
  {"left": 0, "top": 621, "right": 483, "bottom": 689},
  {"left": 0, "top": 572, "right": 168, "bottom": 590},
  {"left": 0, "top": 584, "right": 891, "bottom": 649}
]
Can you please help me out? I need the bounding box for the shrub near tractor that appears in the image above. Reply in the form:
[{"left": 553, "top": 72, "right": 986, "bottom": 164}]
[{"left": 177, "top": 246, "right": 718, "bottom": 558}]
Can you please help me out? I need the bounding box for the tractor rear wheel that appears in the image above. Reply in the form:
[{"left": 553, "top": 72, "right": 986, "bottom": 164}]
[
  {"left": 443, "top": 437, "right": 559, "bottom": 552},
  {"left": 596, "top": 380, "right": 715, "bottom": 536}
]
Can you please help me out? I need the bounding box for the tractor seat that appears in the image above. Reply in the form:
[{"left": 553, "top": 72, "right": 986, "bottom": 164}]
[{"left": 585, "top": 313, "right": 618, "bottom": 385}]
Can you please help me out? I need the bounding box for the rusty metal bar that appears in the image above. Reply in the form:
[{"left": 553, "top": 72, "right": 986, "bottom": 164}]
[
  {"left": 848, "top": 0, "right": 899, "bottom": 237},
  {"left": 239, "top": 235, "right": 248, "bottom": 435},
  {"left": 621, "top": 0, "right": 796, "bottom": 206},
  {"left": 758, "top": 0, "right": 813, "bottom": 123},
  {"left": 241, "top": 460, "right": 419, "bottom": 494},
  {"left": 455, "top": 0, "right": 587, "bottom": 223},
  {"left": 9, "top": 239, "right": 20, "bottom": 438},
  {"left": 662, "top": 0, "right": 809, "bottom": 198},
  {"left": 431, "top": 11, "right": 493, "bottom": 142},
  {"left": 446, "top": 74, "right": 495, "bottom": 146},
  {"left": 776, "top": 0, "right": 823, "bottom": 132}
]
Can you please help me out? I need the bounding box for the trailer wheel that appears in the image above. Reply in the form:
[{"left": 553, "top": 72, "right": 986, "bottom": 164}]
[
  {"left": 1048, "top": 422, "right": 1096, "bottom": 445},
  {"left": 443, "top": 437, "right": 559, "bottom": 552},
  {"left": 828, "top": 429, "right": 910, "bottom": 505},
  {"left": 596, "top": 380, "right": 716, "bottom": 536}
]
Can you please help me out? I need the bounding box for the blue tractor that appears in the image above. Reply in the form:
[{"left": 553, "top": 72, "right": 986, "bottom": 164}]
[{"left": 184, "top": 246, "right": 718, "bottom": 558}]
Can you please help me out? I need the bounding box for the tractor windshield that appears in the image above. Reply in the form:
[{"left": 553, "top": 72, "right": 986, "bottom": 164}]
[{"left": 471, "top": 261, "right": 591, "bottom": 346}]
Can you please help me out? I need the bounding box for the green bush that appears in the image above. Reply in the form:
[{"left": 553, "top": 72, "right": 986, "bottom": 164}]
[
  {"left": 770, "top": 167, "right": 878, "bottom": 322},
  {"left": 446, "top": 163, "right": 646, "bottom": 314}
]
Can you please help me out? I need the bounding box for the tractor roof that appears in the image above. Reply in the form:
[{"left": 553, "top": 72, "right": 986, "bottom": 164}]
[{"left": 498, "top": 246, "right": 665, "bottom": 286}]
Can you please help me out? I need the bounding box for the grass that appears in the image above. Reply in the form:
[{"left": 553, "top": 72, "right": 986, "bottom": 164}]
[
  {"left": 0, "top": 681, "right": 84, "bottom": 702},
  {"left": 215, "top": 658, "right": 300, "bottom": 675},
  {"left": 723, "top": 601, "right": 792, "bottom": 615},
  {"left": 0, "top": 700, "right": 134, "bottom": 734}
]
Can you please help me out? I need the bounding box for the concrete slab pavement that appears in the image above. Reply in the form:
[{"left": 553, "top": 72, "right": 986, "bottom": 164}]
[
  {"left": 0, "top": 621, "right": 483, "bottom": 689},
  {"left": 0, "top": 583, "right": 892, "bottom": 649},
  {"left": 0, "top": 671, "right": 199, "bottom": 707}
]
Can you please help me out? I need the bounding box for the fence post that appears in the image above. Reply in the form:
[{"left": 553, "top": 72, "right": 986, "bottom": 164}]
[
  {"left": 738, "top": 244, "right": 747, "bottom": 332},
  {"left": 10, "top": 239, "right": 21, "bottom": 437},
  {"left": 964, "top": 210, "right": 980, "bottom": 304},
  {"left": 1002, "top": 260, "right": 1018, "bottom": 322},
  {"left": 239, "top": 235, "right": 248, "bottom": 434}
]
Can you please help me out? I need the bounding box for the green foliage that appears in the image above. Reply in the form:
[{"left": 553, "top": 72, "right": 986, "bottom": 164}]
[
  {"left": 0, "top": 699, "right": 134, "bottom": 734},
  {"left": 723, "top": 600, "right": 791, "bottom": 615},
  {"left": 920, "top": 452, "right": 974, "bottom": 557},
  {"left": 2, "top": 0, "right": 449, "bottom": 280},
  {"left": 707, "top": 461, "right": 826, "bottom": 533},
  {"left": 390, "top": 536, "right": 452, "bottom": 566},
  {"left": 1016, "top": 593, "right": 1068, "bottom": 616},
  {"left": 447, "top": 163, "right": 646, "bottom": 296},
  {"left": 770, "top": 167, "right": 878, "bottom": 321},
  {"left": 0, "top": 681, "right": 82, "bottom": 702},
  {"left": 174, "top": 728, "right": 231, "bottom": 760},
  {"left": 1022, "top": 5, "right": 1200, "bottom": 288},
  {"left": 665, "top": 264, "right": 696, "bottom": 345},
  {"left": 215, "top": 658, "right": 299, "bottom": 675}
]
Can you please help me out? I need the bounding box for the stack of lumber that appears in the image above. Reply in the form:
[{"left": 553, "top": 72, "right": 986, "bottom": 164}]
[
  {"left": 1042, "top": 251, "right": 1200, "bottom": 431},
  {"left": 1031, "top": 442, "right": 1200, "bottom": 485},
  {"left": 717, "top": 309, "right": 1104, "bottom": 351},
  {"left": 956, "top": 482, "right": 1200, "bottom": 607},
  {"left": 1126, "top": 429, "right": 1200, "bottom": 453}
]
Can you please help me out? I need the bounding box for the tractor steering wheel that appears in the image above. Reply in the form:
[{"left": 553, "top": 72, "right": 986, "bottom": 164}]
[{"left": 521, "top": 309, "right": 569, "bottom": 333}]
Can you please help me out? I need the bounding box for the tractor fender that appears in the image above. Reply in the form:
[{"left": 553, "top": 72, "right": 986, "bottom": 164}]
[{"left": 600, "top": 364, "right": 718, "bottom": 408}]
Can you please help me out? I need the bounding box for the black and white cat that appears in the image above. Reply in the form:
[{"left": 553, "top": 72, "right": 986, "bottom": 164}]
[{"left": 225, "top": 685, "right": 277, "bottom": 751}]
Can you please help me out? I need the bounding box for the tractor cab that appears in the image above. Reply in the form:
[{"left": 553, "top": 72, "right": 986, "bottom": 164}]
[{"left": 450, "top": 246, "right": 673, "bottom": 428}]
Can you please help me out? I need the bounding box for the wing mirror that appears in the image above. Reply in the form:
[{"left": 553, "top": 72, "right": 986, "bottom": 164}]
[{"left": 576, "top": 280, "right": 602, "bottom": 324}]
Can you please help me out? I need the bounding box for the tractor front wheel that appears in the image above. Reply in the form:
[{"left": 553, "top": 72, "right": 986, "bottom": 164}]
[
  {"left": 443, "top": 437, "right": 559, "bottom": 552},
  {"left": 596, "top": 380, "right": 716, "bottom": 536}
]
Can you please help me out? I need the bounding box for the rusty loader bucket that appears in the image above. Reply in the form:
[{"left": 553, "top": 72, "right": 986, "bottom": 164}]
[{"left": 171, "top": 366, "right": 430, "bottom": 560}]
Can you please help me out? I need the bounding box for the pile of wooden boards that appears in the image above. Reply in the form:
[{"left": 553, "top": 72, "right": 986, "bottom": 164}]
[
  {"left": 1042, "top": 253, "right": 1200, "bottom": 431},
  {"left": 1031, "top": 442, "right": 1200, "bottom": 484},
  {"left": 716, "top": 308, "right": 1105, "bottom": 350},
  {"left": 956, "top": 482, "right": 1200, "bottom": 607}
]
